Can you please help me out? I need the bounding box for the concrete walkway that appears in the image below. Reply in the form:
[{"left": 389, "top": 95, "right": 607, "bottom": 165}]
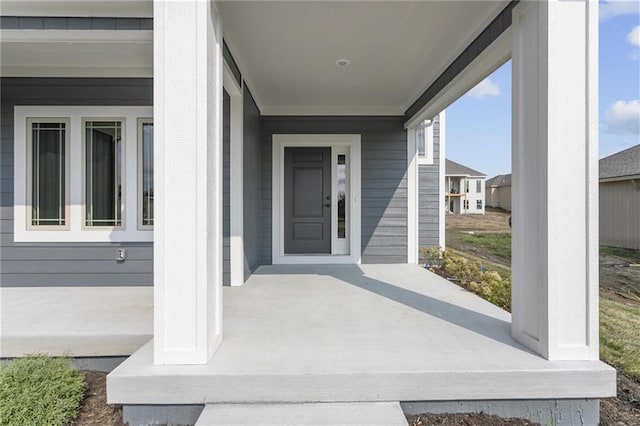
[
  {"left": 1, "top": 286, "right": 152, "bottom": 357},
  {"left": 108, "top": 264, "right": 615, "bottom": 404}
]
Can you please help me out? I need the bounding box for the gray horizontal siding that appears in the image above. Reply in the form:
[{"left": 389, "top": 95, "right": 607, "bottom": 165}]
[
  {"left": 0, "top": 77, "right": 153, "bottom": 287},
  {"left": 223, "top": 91, "right": 231, "bottom": 285},
  {"left": 0, "top": 16, "right": 153, "bottom": 30},
  {"left": 418, "top": 116, "right": 441, "bottom": 250},
  {"left": 261, "top": 116, "right": 408, "bottom": 265}
]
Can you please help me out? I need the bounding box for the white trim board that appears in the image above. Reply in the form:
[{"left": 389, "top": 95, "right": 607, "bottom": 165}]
[
  {"left": 14, "top": 105, "right": 153, "bottom": 242},
  {"left": 271, "top": 134, "right": 361, "bottom": 265}
]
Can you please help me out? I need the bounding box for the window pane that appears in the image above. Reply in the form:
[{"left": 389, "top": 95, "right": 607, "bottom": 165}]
[
  {"left": 85, "top": 121, "right": 122, "bottom": 227},
  {"left": 476, "top": 180, "right": 481, "bottom": 193},
  {"left": 141, "top": 122, "right": 154, "bottom": 226},
  {"left": 32, "top": 122, "right": 65, "bottom": 226},
  {"left": 337, "top": 154, "right": 346, "bottom": 239},
  {"left": 416, "top": 126, "right": 425, "bottom": 156}
]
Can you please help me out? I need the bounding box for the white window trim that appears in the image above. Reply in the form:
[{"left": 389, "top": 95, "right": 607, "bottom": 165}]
[
  {"left": 14, "top": 106, "right": 153, "bottom": 242},
  {"left": 272, "top": 134, "right": 361, "bottom": 265},
  {"left": 137, "top": 117, "right": 154, "bottom": 230},
  {"left": 25, "top": 117, "right": 71, "bottom": 231}
]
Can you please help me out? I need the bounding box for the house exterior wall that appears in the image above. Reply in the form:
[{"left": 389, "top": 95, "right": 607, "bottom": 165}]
[
  {"left": 242, "top": 88, "right": 262, "bottom": 276},
  {"left": 487, "top": 186, "right": 511, "bottom": 211},
  {"left": 0, "top": 77, "right": 153, "bottom": 286},
  {"left": 418, "top": 116, "right": 440, "bottom": 248},
  {"left": 463, "top": 177, "right": 485, "bottom": 214},
  {"left": 223, "top": 90, "right": 231, "bottom": 285},
  {"left": 600, "top": 179, "right": 640, "bottom": 250},
  {"left": 260, "top": 116, "right": 408, "bottom": 264}
]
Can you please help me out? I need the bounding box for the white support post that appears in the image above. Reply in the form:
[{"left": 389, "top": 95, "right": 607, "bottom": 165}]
[
  {"left": 153, "top": 0, "right": 224, "bottom": 365},
  {"left": 407, "top": 127, "right": 418, "bottom": 264},
  {"left": 224, "top": 66, "right": 245, "bottom": 286},
  {"left": 511, "top": 0, "right": 598, "bottom": 360},
  {"left": 438, "top": 111, "right": 446, "bottom": 250}
]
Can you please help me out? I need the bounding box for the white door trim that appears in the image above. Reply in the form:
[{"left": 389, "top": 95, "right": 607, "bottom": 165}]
[{"left": 272, "top": 134, "right": 361, "bottom": 265}]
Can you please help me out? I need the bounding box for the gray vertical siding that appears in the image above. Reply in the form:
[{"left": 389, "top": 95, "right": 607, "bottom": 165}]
[
  {"left": 0, "top": 78, "right": 153, "bottom": 287},
  {"left": 222, "top": 90, "right": 231, "bottom": 285},
  {"left": 260, "top": 117, "right": 408, "bottom": 265},
  {"left": 242, "top": 88, "right": 262, "bottom": 276},
  {"left": 418, "top": 116, "right": 441, "bottom": 249}
]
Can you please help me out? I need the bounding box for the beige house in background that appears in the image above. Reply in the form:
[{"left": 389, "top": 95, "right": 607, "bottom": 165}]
[
  {"left": 599, "top": 144, "right": 640, "bottom": 250},
  {"left": 486, "top": 173, "right": 512, "bottom": 212}
]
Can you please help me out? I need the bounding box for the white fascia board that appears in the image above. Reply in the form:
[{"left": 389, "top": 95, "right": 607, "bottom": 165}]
[
  {"left": 0, "top": 1, "right": 153, "bottom": 17},
  {"left": 0, "top": 66, "right": 153, "bottom": 78},
  {"left": 0, "top": 30, "right": 152, "bottom": 44},
  {"left": 404, "top": 29, "right": 511, "bottom": 129}
]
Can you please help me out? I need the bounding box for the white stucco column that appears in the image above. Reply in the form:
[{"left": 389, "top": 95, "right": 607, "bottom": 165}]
[
  {"left": 153, "top": 0, "right": 224, "bottom": 365},
  {"left": 511, "top": 0, "right": 598, "bottom": 360}
]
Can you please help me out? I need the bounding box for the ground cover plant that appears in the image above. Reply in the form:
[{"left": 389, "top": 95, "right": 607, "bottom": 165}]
[
  {"left": 600, "top": 297, "right": 640, "bottom": 381},
  {"left": 0, "top": 355, "right": 86, "bottom": 426}
]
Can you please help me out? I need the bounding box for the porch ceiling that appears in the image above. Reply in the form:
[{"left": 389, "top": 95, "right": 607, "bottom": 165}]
[{"left": 218, "top": 0, "right": 508, "bottom": 115}]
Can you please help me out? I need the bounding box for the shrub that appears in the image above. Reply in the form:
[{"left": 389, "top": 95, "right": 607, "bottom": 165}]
[
  {"left": 432, "top": 250, "right": 512, "bottom": 311},
  {"left": 0, "top": 355, "right": 86, "bottom": 426},
  {"left": 419, "top": 246, "right": 444, "bottom": 269}
]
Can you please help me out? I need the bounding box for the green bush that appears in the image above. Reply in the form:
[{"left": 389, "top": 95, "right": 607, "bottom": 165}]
[
  {"left": 439, "top": 250, "right": 512, "bottom": 311},
  {"left": 0, "top": 355, "right": 86, "bottom": 426}
]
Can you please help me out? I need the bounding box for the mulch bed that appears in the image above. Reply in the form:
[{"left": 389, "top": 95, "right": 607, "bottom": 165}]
[
  {"left": 73, "top": 371, "right": 124, "bottom": 426},
  {"left": 407, "top": 413, "right": 537, "bottom": 425}
]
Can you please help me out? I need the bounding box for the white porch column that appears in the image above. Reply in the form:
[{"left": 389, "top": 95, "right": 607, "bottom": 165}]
[
  {"left": 153, "top": 0, "right": 224, "bottom": 364},
  {"left": 511, "top": 0, "right": 598, "bottom": 360}
]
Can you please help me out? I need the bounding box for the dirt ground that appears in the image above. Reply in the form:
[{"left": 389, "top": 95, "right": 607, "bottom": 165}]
[
  {"left": 445, "top": 208, "right": 640, "bottom": 426},
  {"left": 407, "top": 413, "right": 537, "bottom": 425},
  {"left": 73, "top": 371, "right": 124, "bottom": 426}
]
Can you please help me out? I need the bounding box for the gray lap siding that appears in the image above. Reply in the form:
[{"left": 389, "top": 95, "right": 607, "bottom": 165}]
[
  {"left": 260, "top": 116, "right": 408, "bottom": 265},
  {"left": 0, "top": 78, "right": 154, "bottom": 287},
  {"left": 418, "top": 116, "right": 441, "bottom": 249}
]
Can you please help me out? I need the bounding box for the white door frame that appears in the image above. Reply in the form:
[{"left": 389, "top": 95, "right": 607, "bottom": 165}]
[{"left": 272, "top": 134, "right": 361, "bottom": 264}]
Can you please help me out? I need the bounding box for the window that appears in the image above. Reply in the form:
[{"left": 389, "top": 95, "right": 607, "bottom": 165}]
[
  {"left": 14, "top": 106, "right": 153, "bottom": 242},
  {"left": 27, "top": 119, "right": 69, "bottom": 228},
  {"left": 465, "top": 180, "right": 469, "bottom": 193},
  {"left": 463, "top": 200, "right": 469, "bottom": 210},
  {"left": 416, "top": 119, "right": 434, "bottom": 164},
  {"left": 476, "top": 180, "right": 482, "bottom": 193},
  {"left": 138, "top": 119, "right": 154, "bottom": 228},
  {"left": 84, "top": 120, "right": 123, "bottom": 228},
  {"left": 477, "top": 200, "right": 483, "bottom": 210}
]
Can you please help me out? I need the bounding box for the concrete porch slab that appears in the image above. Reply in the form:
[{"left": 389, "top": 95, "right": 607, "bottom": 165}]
[
  {"left": 108, "top": 264, "right": 615, "bottom": 404},
  {"left": 195, "top": 402, "right": 407, "bottom": 426},
  {"left": 0, "top": 286, "right": 153, "bottom": 357}
]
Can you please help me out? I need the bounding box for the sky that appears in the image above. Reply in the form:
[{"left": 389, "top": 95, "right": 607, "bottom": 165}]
[{"left": 445, "top": 0, "right": 640, "bottom": 179}]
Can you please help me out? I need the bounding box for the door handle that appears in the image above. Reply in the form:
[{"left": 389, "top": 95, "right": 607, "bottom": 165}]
[{"left": 323, "top": 203, "right": 331, "bottom": 208}]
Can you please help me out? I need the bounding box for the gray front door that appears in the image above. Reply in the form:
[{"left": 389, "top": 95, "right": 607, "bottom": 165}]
[{"left": 284, "top": 147, "right": 331, "bottom": 254}]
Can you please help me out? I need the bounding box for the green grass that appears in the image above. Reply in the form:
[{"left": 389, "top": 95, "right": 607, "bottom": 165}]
[
  {"left": 458, "top": 232, "right": 511, "bottom": 262},
  {"left": 446, "top": 248, "right": 512, "bottom": 282},
  {"left": 0, "top": 355, "right": 86, "bottom": 426},
  {"left": 600, "top": 246, "right": 640, "bottom": 264},
  {"left": 600, "top": 297, "right": 640, "bottom": 381}
]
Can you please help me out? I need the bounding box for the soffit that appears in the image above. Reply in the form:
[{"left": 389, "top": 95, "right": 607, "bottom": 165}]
[{"left": 218, "top": 1, "right": 508, "bottom": 115}]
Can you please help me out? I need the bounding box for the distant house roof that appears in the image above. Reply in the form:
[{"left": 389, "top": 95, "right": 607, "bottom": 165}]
[
  {"left": 445, "top": 159, "right": 486, "bottom": 177},
  {"left": 600, "top": 144, "right": 640, "bottom": 181},
  {"left": 486, "top": 173, "right": 511, "bottom": 188}
]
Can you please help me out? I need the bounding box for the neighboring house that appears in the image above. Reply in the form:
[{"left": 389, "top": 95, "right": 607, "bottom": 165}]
[
  {"left": 444, "top": 159, "right": 486, "bottom": 215},
  {"left": 0, "top": 2, "right": 613, "bottom": 425},
  {"left": 599, "top": 144, "right": 640, "bottom": 250},
  {"left": 486, "top": 173, "right": 512, "bottom": 211}
]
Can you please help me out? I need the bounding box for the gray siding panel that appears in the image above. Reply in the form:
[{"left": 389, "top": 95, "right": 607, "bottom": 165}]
[
  {"left": 242, "top": 88, "right": 262, "bottom": 276},
  {"left": 261, "top": 116, "right": 407, "bottom": 265},
  {"left": 0, "top": 77, "right": 153, "bottom": 287},
  {"left": 223, "top": 90, "right": 231, "bottom": 285},
  {"left": 418, "top": 116, "right": 441, "bottom": 250}
]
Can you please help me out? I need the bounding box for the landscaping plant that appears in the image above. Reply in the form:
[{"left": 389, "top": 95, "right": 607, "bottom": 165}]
[{"left": 0, "top": 355, "right": 86, "bottom": 426}]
